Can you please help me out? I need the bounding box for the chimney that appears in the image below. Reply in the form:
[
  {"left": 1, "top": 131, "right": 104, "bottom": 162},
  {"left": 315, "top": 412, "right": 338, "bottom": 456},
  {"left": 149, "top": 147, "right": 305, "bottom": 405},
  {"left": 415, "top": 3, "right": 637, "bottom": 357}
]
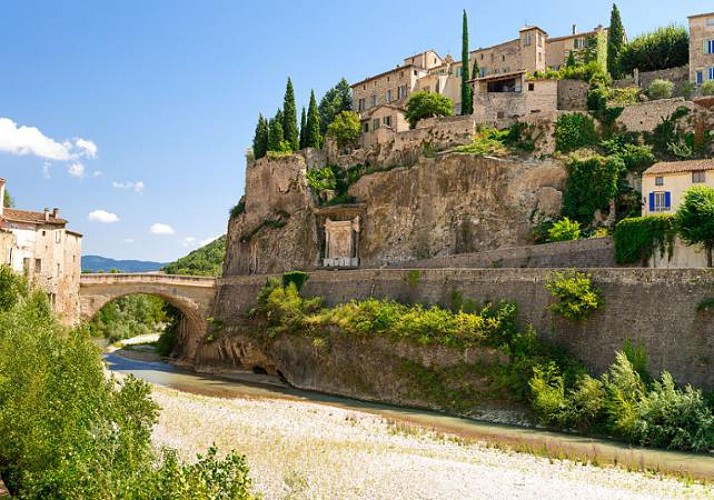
[
  {"left": 572, "top": 24, "right": 577, "bottom": 35},
  {"left": 0, "top": 178, "right": 5, "bottom": 217},
  {"left": 44, "top": 208, "right": 50, "bottom": 221},
  {"left": 52, "top": 208, "right": 60, "bottom": 219}
]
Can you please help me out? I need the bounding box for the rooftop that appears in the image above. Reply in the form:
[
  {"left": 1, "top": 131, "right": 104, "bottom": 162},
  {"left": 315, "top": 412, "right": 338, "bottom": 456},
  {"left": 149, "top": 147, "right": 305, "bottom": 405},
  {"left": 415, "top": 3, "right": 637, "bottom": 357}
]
[
  {"left": 643, "top": 159, "right": 714, "bottom": 175},
  {"left": 688, "top": 12, "right": 714, "bottom": 19},
  {"left": 1, "top": 208, "right": 67, "bottom": 226}
]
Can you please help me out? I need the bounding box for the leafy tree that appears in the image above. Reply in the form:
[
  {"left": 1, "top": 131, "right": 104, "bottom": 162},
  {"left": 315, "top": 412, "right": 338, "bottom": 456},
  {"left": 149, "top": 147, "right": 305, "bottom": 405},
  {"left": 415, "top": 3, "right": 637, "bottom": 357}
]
[
  {"left": 304, "top": 90, "right": 321, "bottom": 149},
  {"left": 163, "top": 235, "right": 226, "bottom": 277},
  {"left": 566, "top": 50, "right": 577, "bottom": 68},
  {"left": 607, "top": 4, "right": 626, "bottom": 78},
  {"left": 3, "top": 189, "right": 14, "bottom": 208},
  {"left": 318, "top": 78, "right": 352, "bottom": 137},
  {"left": 620, "top": 25, "right": 689, "bottom": 74},
  {"left": 326, "top": 111, "right": 361, "bottom": 150},
  {"left": 460, "top": 10, "right": 473, "bottom": 115},
  {"left": 267, "top": 111, "right": 290, "bottom": 152},
  {"left": 675, "top": 186, "right": 714, "bottom": 267},
  {"left": 405, "top": 91, "right": 454, "bottom": 129},
  {"left": 299, "top": 106, "right": 307, "bottom": 149},
  {"left": 252, "top": 114, "right": 269, "bottom": 160},
  {"left": 282, "top": 78, "right": 299, "bottom": 150}
]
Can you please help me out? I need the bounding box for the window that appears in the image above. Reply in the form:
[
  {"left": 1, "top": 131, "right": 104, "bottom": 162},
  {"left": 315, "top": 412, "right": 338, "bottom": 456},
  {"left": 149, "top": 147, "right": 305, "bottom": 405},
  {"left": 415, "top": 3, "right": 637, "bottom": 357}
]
[
  {"left": 383, "top": 115, "right": 392, "bottom": 127},
  {"left": 537, "top": 33, "right": 543, "bottom": 47},
  {"left": 524, "top": 33, "right": 532, "bottom": 46},
  {"left": 55, "top": 231, "right": 61, "bottom": 244},
  {"left": 501, "top": 55, "right": 506, "bottom": 62},
  {"left": 655, "top": 176, "right": 664, "bottom": 186},
  {"left": 538, "top": 52, "right": 542, "bottom": 62},
  {"left": 362, "top": 122, "right": 369, "bottom": 133},
  {"left": 693, "top": 171, "right": 706, "bottom": 183},
  {"left": 34, "top": 258, "right": 42, "bottom": 274},
  {"left": 707, "top": 40, "right": 714, "bottom": 54},
  {"left": 707, "top": 18, "right": 714, "bottom": 27},
  {"left": 480, "top": 67, "right": 487, "bottom": 77},
  {"left": 358, "top": 98, "right": 365, "bottom": 112},
  {"left": 480, "top": 54, "right": 484, "bottom": 60},
  {"left": 413, "top": 69, "right": 418, "bottom": 76},
  {"left": 528, "top": 83, "right": 535, "bottom": 91},
  {"left": 697, "top": 71, "right": 704, "bottom": 85},
  {"left": 574, "top": 38, "right": 586, "bottom": 49},
  {"left": 435, "top": 80, "right": 440, "bottom": 93},
  {"left": 372, "top": 118, "right": 380, "bottom": 130},
  {"left": 370, "top": 94, "right": 377, "bottom": 107},
  {"left": 650, "top": 191, "right": 671, "bottom": 212},
  {"left": 386, "top": 89, "right": 393, "bottom": 103},
  {"left": 397, "top": 85, "right": 407, "bottom": 99}
]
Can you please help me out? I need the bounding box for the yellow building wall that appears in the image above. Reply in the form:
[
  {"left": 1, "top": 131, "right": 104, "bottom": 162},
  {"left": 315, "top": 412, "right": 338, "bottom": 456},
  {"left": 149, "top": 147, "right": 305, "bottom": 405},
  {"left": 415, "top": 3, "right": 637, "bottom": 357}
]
[{"left": 641, "top": 169, "right": 714, "bottom": 215}]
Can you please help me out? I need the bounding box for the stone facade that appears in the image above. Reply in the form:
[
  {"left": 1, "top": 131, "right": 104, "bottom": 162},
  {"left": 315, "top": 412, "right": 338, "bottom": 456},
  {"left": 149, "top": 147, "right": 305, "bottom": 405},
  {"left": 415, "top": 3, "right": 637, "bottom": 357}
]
[
  {"left": 688, "top": 12, "right": 714, "bottom": 86},
  {"left": 556, "top": 79, "right": 590, "bottom": 111},
  {"left": 615, "top": 98, "right": 693, "bottom": 133},
  {"left": 0, "top": 178, "right": 82, "bottom": 324}
]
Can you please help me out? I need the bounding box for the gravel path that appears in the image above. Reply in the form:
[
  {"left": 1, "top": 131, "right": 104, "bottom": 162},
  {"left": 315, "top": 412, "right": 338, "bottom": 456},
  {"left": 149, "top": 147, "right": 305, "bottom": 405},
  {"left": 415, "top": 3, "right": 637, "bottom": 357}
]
[{"left": 150, "top": 385, "right": 714, "bottom": 500}]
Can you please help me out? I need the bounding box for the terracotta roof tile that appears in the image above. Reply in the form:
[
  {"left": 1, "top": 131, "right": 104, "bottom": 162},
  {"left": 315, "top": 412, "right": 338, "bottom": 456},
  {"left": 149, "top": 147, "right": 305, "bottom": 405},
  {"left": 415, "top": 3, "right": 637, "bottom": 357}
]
[
  {"left": 1, "top": 208, "right": 67, "bottom": 225},
  {"left": 643, "top": 159, "right": 714, "bottom": 176}
]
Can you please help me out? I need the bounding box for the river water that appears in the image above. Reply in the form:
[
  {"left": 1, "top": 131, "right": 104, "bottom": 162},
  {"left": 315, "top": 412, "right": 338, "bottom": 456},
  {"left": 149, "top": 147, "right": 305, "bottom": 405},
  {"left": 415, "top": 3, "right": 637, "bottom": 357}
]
[{"left": 104, "top": 350, "right": 714, "bottom": 480}]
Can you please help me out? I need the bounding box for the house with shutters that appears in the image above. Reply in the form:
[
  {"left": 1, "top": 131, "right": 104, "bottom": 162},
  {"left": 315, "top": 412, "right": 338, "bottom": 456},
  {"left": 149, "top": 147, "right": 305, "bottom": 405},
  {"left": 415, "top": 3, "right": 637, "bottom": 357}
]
[
  {"left": 641, "top": 159, "right": 714, "bottom": 215},
  {"left": 689, "top": 12, "right": 714, "bottom": 87}
]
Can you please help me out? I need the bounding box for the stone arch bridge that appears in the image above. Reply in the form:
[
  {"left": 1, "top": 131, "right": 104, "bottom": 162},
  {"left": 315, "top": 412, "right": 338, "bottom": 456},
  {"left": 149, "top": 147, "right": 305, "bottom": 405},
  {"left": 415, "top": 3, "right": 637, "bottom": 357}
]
[{"left": 79, "top": 273, "right": 217, "bottom": 342}]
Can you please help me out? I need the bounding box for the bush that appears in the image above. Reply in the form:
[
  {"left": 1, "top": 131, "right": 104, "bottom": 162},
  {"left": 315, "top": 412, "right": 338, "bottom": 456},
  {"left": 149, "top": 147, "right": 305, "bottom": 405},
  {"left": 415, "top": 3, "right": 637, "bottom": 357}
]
[
  {"left": 282, "top": 270, "right": 309, "bottom": 291},
  {"left": 608, "top": 86, "right": 641, "bottom": 104},
  {"left": 562, "top": 153, "right": 622, "bottom": 226},
  {"left": 404, "top": 91, "right": 454, "bottom": 129},
  {"left": 326, "top": 111, "right": 361, "bottom": 149},
  {"left": 547, "top": 218, "right": 581, "bottom": 242},
  {"left": 554, "top": 113, "right": 598, "bottom": 153},
  {"left": 702, "top": 81, "right": 714, "bottom": 97},
  {"left": 620, "top": 25, "right": 689, "bottom": 74},
  {"left": 613, "top": 215, "right": 676, "bottom": 264},
  {"left": 453, "top": 127, "right": 509, "bottom": 156},
  {"left": 545, "top": 270, "right": 603, "bottom": 321},
  {"left": 648, "top": 79, "right": 674, "bottom": 100}
]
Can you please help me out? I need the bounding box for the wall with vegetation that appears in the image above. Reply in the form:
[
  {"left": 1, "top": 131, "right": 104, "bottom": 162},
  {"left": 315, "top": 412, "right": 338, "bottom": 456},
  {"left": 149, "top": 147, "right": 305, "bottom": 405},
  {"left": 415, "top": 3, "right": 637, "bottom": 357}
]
[{"left": 206, "top": 268, "right": 714, "bottom": 391}]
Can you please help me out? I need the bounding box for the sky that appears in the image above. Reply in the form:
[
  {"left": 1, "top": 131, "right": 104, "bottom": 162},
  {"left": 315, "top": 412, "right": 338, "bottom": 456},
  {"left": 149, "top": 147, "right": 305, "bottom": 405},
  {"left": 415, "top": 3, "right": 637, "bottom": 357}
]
[{"left": 0, "top": 0, "right": 710, "bottom": 262}]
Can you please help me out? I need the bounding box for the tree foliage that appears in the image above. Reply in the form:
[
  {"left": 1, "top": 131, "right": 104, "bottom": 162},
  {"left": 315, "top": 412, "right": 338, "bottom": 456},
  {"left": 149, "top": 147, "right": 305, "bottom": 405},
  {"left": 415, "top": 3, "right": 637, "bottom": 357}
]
[
  {"left": 405, "top": 91, "right": 454, "bottom": 129},
  {"left": 326, "top": 110, "right": 361, "bottom": 149},
  {"left": 562, "top": 153, "right": 622, "bottom": 227},
  {"left": 675, "top": 186, "right": 714, "bottom": 267},
  {"left": 299, "top": 106, "right": 307, "bottom": 149},
  {"left": 620, "top": 25, "right": 689, "bottom": 74},
  {"left": 318, "top": 78, "right": 352, "bottom": 137},
  {"left": 554, "top": 113, "right": 598, "bottom": 153},
  {"left": 88, "top": 294, "right": 169, "bottom": 342},
  {"left": 607, "top": 4, "right": 626, "bottom": 78},
  {"left": 613, "top": 215, "right": 676, "bottom": 265},
  {"left": 267, "top": 111, "right": 290, "bottom": 153},
  {"left": 545, "top": 270, "right": 603, "bottom": 321},
  {"left": 252, "top": 114, "right": 269, "bottom": 160},
  {"left": 460, "top": 10, "right": 473, "bottom": 115},
  {"left": 304, "top": 90, "right": 321, "bottom": 149},
  {"left": 163, "top": 235, "right": 226, "bottom": 277},
  {"left": 547, "top": 218, "right": 582, "bottom": 242},
  {"left": 282, "top": 77, "right": 299, "bottom": 151},
  {"left": 3, "top": 189, "right": 14, "bottom": 208}
]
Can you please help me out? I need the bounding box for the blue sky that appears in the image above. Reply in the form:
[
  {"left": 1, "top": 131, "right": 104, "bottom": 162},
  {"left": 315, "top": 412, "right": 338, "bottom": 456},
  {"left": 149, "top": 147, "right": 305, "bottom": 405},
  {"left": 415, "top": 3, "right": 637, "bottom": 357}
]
[{"left": 0, "top": 0, "right": 710, "bottom": 261}]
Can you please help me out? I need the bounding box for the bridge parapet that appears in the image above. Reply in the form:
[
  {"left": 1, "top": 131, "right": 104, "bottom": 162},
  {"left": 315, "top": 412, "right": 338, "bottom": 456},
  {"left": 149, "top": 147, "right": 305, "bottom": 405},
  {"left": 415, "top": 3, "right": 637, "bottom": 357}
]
[{"left": 80, "top": 273, "right": 216, "bottom": 287}]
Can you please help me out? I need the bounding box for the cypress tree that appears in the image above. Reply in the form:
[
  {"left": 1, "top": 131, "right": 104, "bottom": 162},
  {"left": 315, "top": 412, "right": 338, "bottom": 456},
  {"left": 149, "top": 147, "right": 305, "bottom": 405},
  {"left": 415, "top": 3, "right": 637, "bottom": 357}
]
[
  {"left": 460, "top": 10, "right": 473, "bottom": 115},
  {"left": 305, "top": 90, "right": 321, "bottom": 149},
  {"left": 566, "top": 50, "right": 577, "bottom": 68},
  {"left": 607, "top": 4, "right": 626, "bottom": 79},
  {"left": 472, "top": 58, "right": 480, "bottom": 81},
  {"left": 267, "top": 111, "right": 285, "bottom": 152},
  {"left": 252, "top": 114, "right": 269, "bottom": 160},
  {"left": 299, "top": 107, "right": 307, "bottom": 150},
  {"left": 282, "top": 78, "right": 299, "bottom": 150}
]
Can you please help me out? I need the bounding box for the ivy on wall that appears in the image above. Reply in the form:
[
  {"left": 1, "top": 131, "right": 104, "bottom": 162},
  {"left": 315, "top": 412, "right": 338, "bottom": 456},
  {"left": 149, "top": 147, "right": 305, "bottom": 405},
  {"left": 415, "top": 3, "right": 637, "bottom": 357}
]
[
  {"left": 562, "top": 153, "right": 622, "bottom": 227},
  {"left": 612, "top": 214, "right": 676, "bottom": 264}
]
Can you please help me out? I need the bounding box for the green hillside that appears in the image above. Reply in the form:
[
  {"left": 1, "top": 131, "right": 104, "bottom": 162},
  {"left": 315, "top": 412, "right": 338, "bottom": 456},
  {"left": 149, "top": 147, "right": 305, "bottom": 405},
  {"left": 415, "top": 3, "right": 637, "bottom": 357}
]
[{"left": 162, "top": 235, "right": 226, "bottom": 276}]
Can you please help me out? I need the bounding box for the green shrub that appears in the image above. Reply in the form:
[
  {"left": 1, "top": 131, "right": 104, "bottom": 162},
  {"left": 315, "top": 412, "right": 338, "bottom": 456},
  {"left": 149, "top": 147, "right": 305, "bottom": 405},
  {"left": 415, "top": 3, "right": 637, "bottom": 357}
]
[
  {"left": 562, "top": 153, "right": 622, "bottom": 226},
  {"left": 0, "top": 265, "right": 27, "bottom": 312},
  {"left": 608, "top": 86, "right": 641, "bottom": 104},
  {"left": 547, "top": 218, "right": 581, "bottom": 242},
  {"left": 545, "top": 270, "right": 603, "bottom": 321},
  {"left": 306, "top": 166, "right": 336, "bottom": 192},
  {"left": 404, "top": 91, "right": 454, "bottom": 129},
  {"left": 702, "top": 81, "right": 714, "bottom": 97},
  {"left": 648, "top": 79, "right": 674, "bottom": 100},
  {"left": 613, "top": 215, "right": 676, "bottom": 264},
  {"left": 554, "top": 113, "right": 598, "bottom": 153},
  {"left": 282, "top": 270, "right": 309, "bottom": 291},
  {"left": 620, "top": 25, "right": 689, "bottom": 74},
  {"left": 453, "top": 127, "right": 509, "bottom": 156}
]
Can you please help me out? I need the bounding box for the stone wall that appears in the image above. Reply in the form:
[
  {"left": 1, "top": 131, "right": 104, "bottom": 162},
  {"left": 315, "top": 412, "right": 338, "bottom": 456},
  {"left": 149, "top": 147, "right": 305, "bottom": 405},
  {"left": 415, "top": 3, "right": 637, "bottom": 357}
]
[
  {"left": 208, "top": 268, "right": 714, "bottom": 391},
  {"left": 389, "top": 237, "right": 618, "bottom": 269},
  {"left": 613, "top": 66, "right": 690, "bottom": 97},
  {"left": 557, "top": 79, "right": 589, "bottom": 111},
  {"left": 616, "top": 98, "right": 693, "bottom": 133}
]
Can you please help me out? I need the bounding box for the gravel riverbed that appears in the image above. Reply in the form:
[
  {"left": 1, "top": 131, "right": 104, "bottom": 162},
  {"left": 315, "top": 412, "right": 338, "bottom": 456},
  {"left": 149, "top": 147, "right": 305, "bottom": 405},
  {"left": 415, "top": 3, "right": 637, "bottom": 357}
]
[{"left": 150, "top": 385, "right": 713, "bottom": 500}]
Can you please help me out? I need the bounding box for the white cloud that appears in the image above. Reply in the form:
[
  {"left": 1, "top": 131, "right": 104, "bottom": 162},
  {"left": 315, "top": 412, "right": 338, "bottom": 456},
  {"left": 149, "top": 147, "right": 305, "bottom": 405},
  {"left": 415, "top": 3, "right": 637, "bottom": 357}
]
[
  {"left": 92, "top": 170, "right": 103, "bottom": 177},
  {"left": 74, "top": 138, "right": 97, "bottom": 159},
  {"left": 113, "top": 180, "right": 145, "bottom": 193},
  {"left": 68, "top": 162, "right": 85, "bottom": 178},
  {"left": 150, "top": 223, "right": 174, "bottom": 235},
  {"left": 181, "top": 236, "right": 197, "bottom": 247},
  {"left": 199, "top": 235, "right": 221, "bottom": 247},
  {"left": 42, "top": 162, "right": 51, "bottom": 179},
  {"left": 0, "top": 117, "right": 97, "bottom": 162},
  {"left": 88, "top": 209, "right": 119, "bottom": 223}
]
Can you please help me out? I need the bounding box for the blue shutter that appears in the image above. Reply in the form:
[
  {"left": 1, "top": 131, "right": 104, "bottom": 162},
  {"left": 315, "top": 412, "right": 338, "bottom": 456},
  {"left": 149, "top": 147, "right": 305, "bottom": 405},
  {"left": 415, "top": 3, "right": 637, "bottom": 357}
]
[
  {"left": 698, "top": 71, "right": 704, "bottom": 85},
  {"left": 664, "top": 191, "right": 671, "bottom": 210},
  {"left": 649, "top": 192, "right": 655, "bottom": 212},
  {"left": 710, "top": 67, "right": 714, "bottom": 81}
]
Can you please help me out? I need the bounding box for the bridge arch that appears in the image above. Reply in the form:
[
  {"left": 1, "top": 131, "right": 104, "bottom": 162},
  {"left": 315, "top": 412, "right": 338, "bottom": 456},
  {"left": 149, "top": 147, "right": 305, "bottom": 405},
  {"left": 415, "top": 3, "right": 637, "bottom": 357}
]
[{"left": 79, "top": 274, "right": 217, "bottom": 355}]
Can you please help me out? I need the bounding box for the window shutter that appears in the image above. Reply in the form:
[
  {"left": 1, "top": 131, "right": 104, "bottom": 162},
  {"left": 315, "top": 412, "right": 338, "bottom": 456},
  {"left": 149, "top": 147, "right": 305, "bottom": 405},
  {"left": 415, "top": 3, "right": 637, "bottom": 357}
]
[
  {"left": 649, "top": 192, "right": 655, "bottom": 212},
  {"left": 705, "top": 40, "right": 709, "bottom": 54},
  {"left": 665, "top": 191, "right": 671, "bottom": 209}
]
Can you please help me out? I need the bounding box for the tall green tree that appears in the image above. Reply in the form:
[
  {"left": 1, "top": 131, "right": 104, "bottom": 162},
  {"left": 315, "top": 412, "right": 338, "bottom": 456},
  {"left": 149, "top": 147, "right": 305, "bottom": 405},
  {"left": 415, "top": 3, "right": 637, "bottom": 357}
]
[
  {"left": 607, "top": 4, "right": 626, "bottom": 78},
  {"left": 267, "top": 111, "right": 287, "bottom": 152},
  {"left": 252, "top": 114, "right": 269, "bottom": 160},
  {"left": 304, "top": 90, "right": 321, "bottom": 149},
  {"left": 282, "top": 78, "right": 299, "bottom": 150},
  {"left": 471, "top": 58, "right": 480, "bottom": 80},
  {"left": 566, "top": 50, "right": 577, "bottom": 68},
  {"left": 318, "top": 78, "right": 352, "bottom": 136},
  {"left": 299, "top": 107, "right": 307, "bottom": 149},
  {"left": 619, "top": 25, "right": 689, "bottom": 74},
  {"left": 675, "top": 186, "right": 714, "bottom": 267},
  {"left": 460, "top": 10, "right": 473, "bottom": 115}
]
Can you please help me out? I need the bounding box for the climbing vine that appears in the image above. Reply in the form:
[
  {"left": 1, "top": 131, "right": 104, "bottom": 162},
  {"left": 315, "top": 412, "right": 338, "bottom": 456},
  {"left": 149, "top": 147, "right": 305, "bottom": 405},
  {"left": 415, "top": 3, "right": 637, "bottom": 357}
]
[
  {"left": 561, "top": 153, "right": 622, "bottom": 227},
  {"left": 612, "top": 214, "right": 676, "bottom": 264}
]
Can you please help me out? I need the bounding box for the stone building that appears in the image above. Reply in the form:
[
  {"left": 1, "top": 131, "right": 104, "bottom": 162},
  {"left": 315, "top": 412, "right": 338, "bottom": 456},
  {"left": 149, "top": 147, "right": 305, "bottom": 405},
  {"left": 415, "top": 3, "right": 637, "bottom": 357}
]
[
  {"left": 0, "top": 178, "right": 82, "bottom": 324},
  {"left": 688, "top": 12, "right": 714, "bottom": 86}
]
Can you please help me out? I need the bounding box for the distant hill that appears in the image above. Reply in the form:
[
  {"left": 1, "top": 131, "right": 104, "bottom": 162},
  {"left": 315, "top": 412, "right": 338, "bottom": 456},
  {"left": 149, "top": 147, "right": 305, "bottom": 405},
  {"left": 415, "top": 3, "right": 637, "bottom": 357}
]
[
  {"left": 162, "top": 235, "right": 226, "bottom": 277},
  {"left": 82, "top": 255, "right": 166, "bottom": 273}
]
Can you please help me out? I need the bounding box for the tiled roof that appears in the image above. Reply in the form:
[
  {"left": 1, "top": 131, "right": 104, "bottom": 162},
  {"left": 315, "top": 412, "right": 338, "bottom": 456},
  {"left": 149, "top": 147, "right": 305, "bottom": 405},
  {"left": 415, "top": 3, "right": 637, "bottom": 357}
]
[
  {"left": 643, "top": 159, "right": 714, "bottom": 175},
  {"left": 1, "top": 208, "right": 67, "bottom": 225}
]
